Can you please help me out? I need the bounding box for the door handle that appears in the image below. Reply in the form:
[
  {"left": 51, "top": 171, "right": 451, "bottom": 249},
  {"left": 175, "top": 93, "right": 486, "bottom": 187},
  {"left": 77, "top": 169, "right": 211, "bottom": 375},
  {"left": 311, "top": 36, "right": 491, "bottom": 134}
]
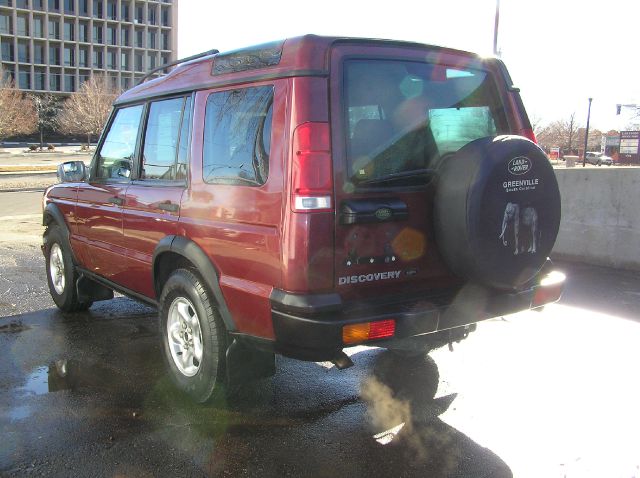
[
  {"left": 157, "top": 202, "right": 179, "bottom": 213},
  {"left": 108, "top": 196, "right": 123, "bottom": 206}
]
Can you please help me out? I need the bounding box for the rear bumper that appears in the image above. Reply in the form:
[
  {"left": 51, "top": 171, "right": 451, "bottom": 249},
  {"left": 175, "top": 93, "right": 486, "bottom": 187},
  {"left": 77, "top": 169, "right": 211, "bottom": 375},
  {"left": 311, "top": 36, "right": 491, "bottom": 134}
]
[{"left": 268, "top": 269, "right": 565, "bottom": 362}]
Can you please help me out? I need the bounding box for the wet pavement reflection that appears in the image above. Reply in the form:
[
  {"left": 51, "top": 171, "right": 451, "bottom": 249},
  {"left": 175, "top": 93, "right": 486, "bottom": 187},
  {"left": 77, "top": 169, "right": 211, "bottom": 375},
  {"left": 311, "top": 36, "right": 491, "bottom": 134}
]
[{"left": 0, "top": 298, "right": 511, "bottom": 477}]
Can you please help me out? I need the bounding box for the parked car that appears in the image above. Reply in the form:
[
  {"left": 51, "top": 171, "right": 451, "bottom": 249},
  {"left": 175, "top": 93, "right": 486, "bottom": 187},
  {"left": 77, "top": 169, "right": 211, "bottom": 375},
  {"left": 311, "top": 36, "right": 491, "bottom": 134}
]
[
  {"left": 585, "top": 151, "right": 613, "bottom": 166},
  {"left": 43, "top": 35, "right": 565, "bottom": 403}
]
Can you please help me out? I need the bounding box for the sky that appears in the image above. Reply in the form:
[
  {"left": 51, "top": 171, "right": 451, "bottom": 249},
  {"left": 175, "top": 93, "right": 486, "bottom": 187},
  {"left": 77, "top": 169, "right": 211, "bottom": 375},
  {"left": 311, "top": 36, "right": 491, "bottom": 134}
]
[{"left": 178, "top": 0, "right": 639, "bottom": 132}]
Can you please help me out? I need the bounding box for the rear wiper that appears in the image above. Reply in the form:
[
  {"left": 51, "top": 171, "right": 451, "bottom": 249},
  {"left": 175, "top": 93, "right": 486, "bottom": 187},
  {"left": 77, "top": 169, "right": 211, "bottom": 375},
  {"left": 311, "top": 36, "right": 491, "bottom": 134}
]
[{"left": 356, "top": 168, "right": 435, "bottom": 186}]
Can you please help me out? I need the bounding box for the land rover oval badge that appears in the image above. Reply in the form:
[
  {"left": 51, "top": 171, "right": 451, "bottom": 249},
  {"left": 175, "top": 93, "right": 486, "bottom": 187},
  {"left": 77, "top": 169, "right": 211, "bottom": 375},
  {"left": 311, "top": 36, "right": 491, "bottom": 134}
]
[
  {"left": 375, "top": 207, "right": 392, "bottom": 221},
  {"left": 508, "top": 156, "right": 532, "bottom": 176}
]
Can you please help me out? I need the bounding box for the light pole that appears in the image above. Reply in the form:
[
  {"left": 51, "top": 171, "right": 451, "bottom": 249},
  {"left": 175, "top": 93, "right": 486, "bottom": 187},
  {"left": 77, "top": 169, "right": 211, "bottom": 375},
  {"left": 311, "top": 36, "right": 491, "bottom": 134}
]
[{"left": 582, "top": 98, "right": 593, "bottom": 167}]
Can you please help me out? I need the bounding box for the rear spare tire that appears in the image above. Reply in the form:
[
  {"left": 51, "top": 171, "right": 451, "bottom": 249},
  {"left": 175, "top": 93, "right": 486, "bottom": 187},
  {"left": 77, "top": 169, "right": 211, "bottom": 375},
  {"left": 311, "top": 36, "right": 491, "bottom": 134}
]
[{"left": 434, "top": 136, "right": 560, "bottom": 290}]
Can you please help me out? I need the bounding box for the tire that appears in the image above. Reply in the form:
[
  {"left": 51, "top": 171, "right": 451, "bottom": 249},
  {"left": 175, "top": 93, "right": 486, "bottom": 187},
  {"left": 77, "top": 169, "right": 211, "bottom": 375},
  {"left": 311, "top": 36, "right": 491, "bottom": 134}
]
[
  {"left": 43, "top": 225, "right": 92, "bottom": 312},
  {"left": 159, "top": 268, "right": 226, "bottom": 403},
  {"left": 434, "top": 136, "right": 561, "bottom": 290}
]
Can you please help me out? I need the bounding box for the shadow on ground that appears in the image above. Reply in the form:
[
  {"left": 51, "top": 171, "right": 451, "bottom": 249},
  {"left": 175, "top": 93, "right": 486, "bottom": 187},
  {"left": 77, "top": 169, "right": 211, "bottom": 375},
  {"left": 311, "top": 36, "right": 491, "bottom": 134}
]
[{"left": 0, "top": 305, "right": 511, "bottom": 477}]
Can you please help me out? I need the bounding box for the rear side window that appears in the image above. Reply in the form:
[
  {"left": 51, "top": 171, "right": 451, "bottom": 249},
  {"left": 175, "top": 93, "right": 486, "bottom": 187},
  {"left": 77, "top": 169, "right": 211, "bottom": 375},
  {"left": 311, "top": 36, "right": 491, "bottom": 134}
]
[
  {"left": 344, "top": 59, "right": 508, "bottom": 185},
  {"left": 141, "top": 96, "right": 191, "bottom": 181},
  {"left": 96, "top": 105, "right": 143, "bottom": 180},
  {"left": 203, "top": 86, "right": 273, "bottom": 186}
]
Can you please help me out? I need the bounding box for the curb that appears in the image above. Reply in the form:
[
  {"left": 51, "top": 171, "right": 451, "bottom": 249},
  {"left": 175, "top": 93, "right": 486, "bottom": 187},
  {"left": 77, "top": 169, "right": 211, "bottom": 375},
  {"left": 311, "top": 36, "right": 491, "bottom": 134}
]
[{"left": 0, "top": 166, "right": 58, "bottom": 173}]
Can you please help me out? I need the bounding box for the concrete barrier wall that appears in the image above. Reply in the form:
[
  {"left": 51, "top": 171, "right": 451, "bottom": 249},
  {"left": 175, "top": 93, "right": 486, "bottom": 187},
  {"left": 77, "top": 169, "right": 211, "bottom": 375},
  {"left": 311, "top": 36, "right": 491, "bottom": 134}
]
[{"left": 552, "top": 168, "right": 640, "bottom": 271}]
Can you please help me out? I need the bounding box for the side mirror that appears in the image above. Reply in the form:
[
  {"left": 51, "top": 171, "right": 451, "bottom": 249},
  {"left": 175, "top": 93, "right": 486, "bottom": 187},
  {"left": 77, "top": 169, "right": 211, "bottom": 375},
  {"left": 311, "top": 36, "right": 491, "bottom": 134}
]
[{"left": 57, "top": 161, "right": 87, "bottom": 183}]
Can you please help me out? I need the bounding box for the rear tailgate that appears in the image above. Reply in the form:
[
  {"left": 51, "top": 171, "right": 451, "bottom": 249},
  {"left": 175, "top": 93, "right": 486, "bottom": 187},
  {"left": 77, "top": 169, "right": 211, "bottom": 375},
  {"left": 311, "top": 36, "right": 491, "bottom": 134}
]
[{"left": 329, "top": 41, "right": 517, "bottom": 301}]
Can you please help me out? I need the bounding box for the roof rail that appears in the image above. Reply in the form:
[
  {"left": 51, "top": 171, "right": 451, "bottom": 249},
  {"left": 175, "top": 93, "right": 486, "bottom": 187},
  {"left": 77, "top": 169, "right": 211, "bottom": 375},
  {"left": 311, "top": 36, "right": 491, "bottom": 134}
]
[{"left": 136, "top": 48, "right": 220, "bottom": 86}]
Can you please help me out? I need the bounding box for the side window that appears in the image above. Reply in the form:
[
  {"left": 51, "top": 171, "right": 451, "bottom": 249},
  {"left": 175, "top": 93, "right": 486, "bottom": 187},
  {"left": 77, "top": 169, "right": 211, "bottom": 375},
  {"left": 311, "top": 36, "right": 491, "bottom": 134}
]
[
  {"left": 95, "top": 105, "right": 143, "bottom": 180},
  {"left": 203, "top": 85, "right": 273, "bottom": 186},
  {"left": 141, "top": 97, "right": 187, "bottom": 181}
]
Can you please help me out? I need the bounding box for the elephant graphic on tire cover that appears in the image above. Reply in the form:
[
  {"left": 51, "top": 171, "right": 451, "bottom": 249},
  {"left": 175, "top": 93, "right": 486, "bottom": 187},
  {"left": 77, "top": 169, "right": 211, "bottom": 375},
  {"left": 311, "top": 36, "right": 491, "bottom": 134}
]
[{"left": 498, "top": 202, "right": 539, "bottom": 255}]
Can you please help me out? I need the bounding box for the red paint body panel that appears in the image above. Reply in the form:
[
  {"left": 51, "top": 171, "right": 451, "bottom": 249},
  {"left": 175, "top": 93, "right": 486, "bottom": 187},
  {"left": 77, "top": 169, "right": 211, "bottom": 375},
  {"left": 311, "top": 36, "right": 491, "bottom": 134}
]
[
  {"left": 121, "top": 184, "right": 184, "bottom": 297},
  {"left": 74, "top": 183, "right": 128, "bottom": 281}
]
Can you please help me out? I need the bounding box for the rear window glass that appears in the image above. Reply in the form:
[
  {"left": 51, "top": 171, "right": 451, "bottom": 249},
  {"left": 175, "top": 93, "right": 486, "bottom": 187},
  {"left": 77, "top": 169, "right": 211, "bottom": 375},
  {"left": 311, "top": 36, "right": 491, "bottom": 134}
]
[
  {"left": 203, "top": 86, "right": 273, "bottom": 186},
  {"left": 344, "top": 59, "right": 508, "bottom": 185}
]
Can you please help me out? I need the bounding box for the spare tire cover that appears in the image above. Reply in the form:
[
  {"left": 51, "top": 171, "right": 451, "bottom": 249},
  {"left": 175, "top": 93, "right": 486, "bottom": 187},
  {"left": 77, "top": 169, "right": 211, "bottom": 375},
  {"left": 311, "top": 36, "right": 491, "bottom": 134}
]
[{"left": 434, "top": 135, "right": 561, "bottom": 290}]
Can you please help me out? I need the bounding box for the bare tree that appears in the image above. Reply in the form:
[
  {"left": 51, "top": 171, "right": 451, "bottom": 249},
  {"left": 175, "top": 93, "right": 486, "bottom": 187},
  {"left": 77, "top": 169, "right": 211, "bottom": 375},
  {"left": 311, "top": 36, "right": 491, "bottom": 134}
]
[
  {"left": 0, "top": 78, "right": 38, "bottom": 141},
  {"left": 57, "top": 75, "right": 120, "bottom": 145},
  {"left": 536, "top": 113, "right": 582, "bottom": 155}
]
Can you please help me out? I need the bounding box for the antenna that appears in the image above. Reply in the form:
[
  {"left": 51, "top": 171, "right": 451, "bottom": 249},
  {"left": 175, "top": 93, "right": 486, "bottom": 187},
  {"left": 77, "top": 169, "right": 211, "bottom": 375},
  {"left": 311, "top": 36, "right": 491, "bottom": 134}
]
[{"left": 136, "top": 48, "right": 220, "bottom": 86}]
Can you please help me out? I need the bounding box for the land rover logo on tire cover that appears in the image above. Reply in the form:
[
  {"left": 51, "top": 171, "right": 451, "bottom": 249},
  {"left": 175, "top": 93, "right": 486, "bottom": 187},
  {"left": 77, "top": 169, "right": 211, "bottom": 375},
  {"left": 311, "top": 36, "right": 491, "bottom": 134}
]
[
  {"left": 375, "top": 207, "right": 392, "bottom": 221},
  {"left": 508, "top": 156, "right": 532, "bottom": 175}
]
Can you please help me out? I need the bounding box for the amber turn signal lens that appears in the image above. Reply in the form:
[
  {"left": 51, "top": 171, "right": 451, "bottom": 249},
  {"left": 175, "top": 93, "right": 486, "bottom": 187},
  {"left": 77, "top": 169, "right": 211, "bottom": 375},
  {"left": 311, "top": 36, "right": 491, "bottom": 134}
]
[{"left": 343, "top": 320, "right": 395, "bottom": 345}]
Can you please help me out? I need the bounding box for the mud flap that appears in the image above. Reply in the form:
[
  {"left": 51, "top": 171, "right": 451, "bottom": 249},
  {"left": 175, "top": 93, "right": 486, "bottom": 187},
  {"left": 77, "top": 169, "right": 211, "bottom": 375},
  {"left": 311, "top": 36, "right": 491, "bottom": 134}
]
[
  {"left": 76, "top": 275, "right": 114, "bottom": 303},
  {"left": 225, "top": 339, "right": 276, "bottom": 388}
]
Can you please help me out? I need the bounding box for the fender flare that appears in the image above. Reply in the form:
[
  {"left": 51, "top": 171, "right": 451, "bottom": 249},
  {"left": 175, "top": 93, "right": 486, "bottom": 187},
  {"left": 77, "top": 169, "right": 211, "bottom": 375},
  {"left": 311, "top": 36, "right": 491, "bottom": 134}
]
[
  {"left": 42, "top": 202, "right": 78, "bottom": 263},
  {"left": 152, "top": 235, "right": 236, "bottom": 332}
]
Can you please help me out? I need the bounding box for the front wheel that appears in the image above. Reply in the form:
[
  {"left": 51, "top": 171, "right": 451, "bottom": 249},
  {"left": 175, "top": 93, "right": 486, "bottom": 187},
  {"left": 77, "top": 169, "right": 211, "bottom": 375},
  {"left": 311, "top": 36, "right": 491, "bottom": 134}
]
[
  {"left": 44, "top": 225, "right": 92, "bottom": 312},
  {"left": 159, "top": 269, "right": 227, "bottom": 403}
]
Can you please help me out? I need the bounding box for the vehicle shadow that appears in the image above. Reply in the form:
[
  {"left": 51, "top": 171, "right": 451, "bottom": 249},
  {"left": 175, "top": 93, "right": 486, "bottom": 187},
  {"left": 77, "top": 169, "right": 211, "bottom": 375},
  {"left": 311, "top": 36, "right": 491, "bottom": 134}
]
[{"left": 1, "top": 306, "right": 512, "bottom": 477}]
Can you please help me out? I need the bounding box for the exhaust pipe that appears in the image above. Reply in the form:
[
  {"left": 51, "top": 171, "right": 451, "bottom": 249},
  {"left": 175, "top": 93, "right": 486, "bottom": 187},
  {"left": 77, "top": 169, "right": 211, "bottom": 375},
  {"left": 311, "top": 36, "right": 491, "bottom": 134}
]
[{"left": 331, "top": 351, "right": 354, "bottom": 370}]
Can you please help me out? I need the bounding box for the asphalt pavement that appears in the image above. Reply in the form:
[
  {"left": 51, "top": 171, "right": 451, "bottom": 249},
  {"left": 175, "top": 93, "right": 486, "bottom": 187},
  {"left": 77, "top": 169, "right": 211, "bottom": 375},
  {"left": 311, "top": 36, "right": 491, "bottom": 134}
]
[{"left": 1, "top": 191, "right": 640, "bottom": 477}]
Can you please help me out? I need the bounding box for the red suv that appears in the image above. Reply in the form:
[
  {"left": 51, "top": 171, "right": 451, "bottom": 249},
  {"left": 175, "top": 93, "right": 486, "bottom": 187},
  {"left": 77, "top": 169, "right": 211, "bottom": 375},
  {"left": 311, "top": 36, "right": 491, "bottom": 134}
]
[{"left": 43, "top": 35, "right": 564, "bottom": 402}]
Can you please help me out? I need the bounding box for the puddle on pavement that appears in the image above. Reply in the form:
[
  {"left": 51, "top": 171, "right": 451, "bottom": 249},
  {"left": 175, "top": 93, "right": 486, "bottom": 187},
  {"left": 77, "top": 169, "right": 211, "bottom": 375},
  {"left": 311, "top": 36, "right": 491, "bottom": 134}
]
[{"left": 19, "top": 360, "right": 74, "bottom": 396}]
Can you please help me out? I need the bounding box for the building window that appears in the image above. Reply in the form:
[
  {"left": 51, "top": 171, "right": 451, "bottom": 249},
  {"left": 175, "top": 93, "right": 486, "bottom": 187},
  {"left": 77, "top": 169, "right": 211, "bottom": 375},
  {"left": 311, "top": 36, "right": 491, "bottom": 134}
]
[
  {"left": 49, "top": 72, "right": 61, "bottom": 91},
  {"left": 161, "top": 31, "right": 169, "bottom": 50},
  {"left": 120, "top": 51, "right": 129, "bottom": 69},
  {"left": 148, "top": 5, "right": 156, "bottom": 25},
  {"left": 134, "top": 28, "right": 143, "bottom": 47},
  {"left": 92, "top": 0, "right": 102, "bottom": 18},
  {"left": 49, "top": 45, "right": 60, "bottom": 64},
  {"left": 48, "top": 0, "right": 60, "bottom": 12},
  {"left": 1, "top": 41, "right": 14, "bottom": 61},
  {"left": 120, "top": 2, "right": 129, "bottom": 21},
  {"left": 161, "top": 7, "right": 170, "bottom": 26},
  {"left": 33, "top": 0, "right": 45, "bottom": 10},
  {"left": 148, "top": 30, "right": 156, "bottom": 49},
  {"left": 79, "top": 0, "right": 88, "bottom": 16},
  {"left": 92, "top": 24, "right": 102, "bottom": 43},
  {"left": 134, "top": 3, "right": 143, "bottom": 23},
  {"left": 106, "top": 0, "right": 116, "bottom": 20},
  {"left": 33, "top": 17, "right": 44, "bottom": 38},
  {"left": 121, "top": 27, "right": 129, "bottom": 46},
  {"left": 17, "top": 40, "right": 29, "bottom": 62},
  {"left": 120, "top": 75, "right": 129, "bottom": 90},
  {"left": 78, "top": 73, "right": 89, "bottom": 86},
  {"left": 78, "top": 21, "right": 88, "bottom": 42},
  {"left": 92, "top": 49, "right": 102, "bottom": 68},
  {"left": 148, "top": 53, "right": 155, "bottom": 69},
  {"left": 34, "top": 42, "right": 45, "bottom": 63},
  {"left": 161, "top": 53, "right": 170, "bottom": 65},
  {"left": 18, "top": 68, "right": 30, "bottom": 89},
  {"left": 64, "top": 73, "right": 74, "bottom": 92},
  {"left": 79, "top": 46, "right": 88, "bottom": 67},
  {"left": 63, "top": 45, "right": 74, "bottom": 66},
  {"left": 16, "top": 15, "right": 29, "bottom": 36},
  {"left": 64, "top": 0, "right": 74, "bottom": 14},
  {"left": 16, "top": 0, "right": 28, "bottom": 7},
  {"left": 64, "top": 21, "right": 74, "bottom": 41},
  {"left": 134, "top": 52, "right": 142, "bottom": 71},
  {"left": 34, "top": 68, "right": 46, "bottom": 90},
  {"left": 48, "top": 20, "right": 60, "bottom": 40},
  {"left": 107, "top": 25, "right": 116, "bottom": 45},
  {"left": 106, "top": 48, "right": 115, "bottom": 69},
  {"left": 0, "top": 14, "right": 12, "bottom": 35}
]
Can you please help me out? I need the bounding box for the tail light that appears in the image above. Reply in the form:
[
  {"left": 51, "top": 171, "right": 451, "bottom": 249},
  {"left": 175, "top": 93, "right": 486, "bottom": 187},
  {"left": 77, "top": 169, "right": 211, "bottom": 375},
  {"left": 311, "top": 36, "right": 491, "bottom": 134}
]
[
  {"left": 291, "top": 122, "right": 333, "bottom": 212},
  {"left": 343, "top": 320, "right": 396, "bottom": 345},
  {"left": 532, "top": 271, "right": 565, "bottom": 308},
  {"left": 520, "top": 127, "right": 538, "bottom": 144}
]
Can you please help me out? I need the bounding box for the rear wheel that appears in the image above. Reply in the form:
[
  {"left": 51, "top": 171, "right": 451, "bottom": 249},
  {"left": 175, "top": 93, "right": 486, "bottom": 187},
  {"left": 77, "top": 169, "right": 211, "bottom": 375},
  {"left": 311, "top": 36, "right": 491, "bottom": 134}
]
[
  {"left": 159, "top": 269, "right": 226, "bottom": 403},
  {"left": 44, "top": 225, "right": 92, "bottom": 312}
]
